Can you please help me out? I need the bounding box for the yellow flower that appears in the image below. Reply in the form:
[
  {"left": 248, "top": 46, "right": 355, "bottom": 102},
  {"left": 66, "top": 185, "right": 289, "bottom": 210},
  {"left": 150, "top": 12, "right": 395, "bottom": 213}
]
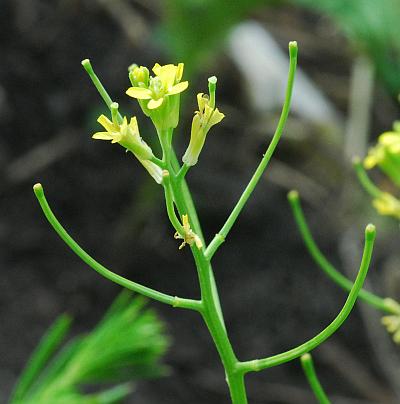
[
  {"left": 182, "top": 92, "right": 225, "bottom": 166},
  {"left": 372, "top": 192, "right": 400, "bottom": 219},
  {"left": 92, "top": 104, "right": 163, "bottom": 184},
  {"left": 382, "top": 315, "right": 400, "bottom": 343},
  {"left": 93, "top": 113, "right": 153, "bottom": 161},
  {"left": 174, "top": 214, "right": 203, "bottom": 250},
  {"left": 126, "top": 63, "right": 188, "bottom": 110},
  {"left": 364, "top": 131, "right": 400, "bottom": 169},
  {"left": 379, "top": 131, "right": 400, "bottom": 154},
  {"left": 364, "top": 143, "right": 384, "bottom": 169}
]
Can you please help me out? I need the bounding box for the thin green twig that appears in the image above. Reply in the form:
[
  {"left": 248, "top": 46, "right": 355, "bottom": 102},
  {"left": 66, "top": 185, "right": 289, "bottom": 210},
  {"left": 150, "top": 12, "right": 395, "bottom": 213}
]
[
  {"left": 238, "top": 223, "right": 375, "bottom": 373},
  {"left": 287, "top": 189, "right": 395, "bottom": 314},
  {"left": 300, "top": 353, "right": 330, "bottom": 404},
  {"left": 353, "top": 156, "right": 383, "bottom": 198},
  {"left": 33, "top": 183, "right": 201, "bottom": 312},
  {"left": 163, "top": 171, "right": 185, "bottom": 236},
  {"left": 205, "top": 41, "right": 298, "bottom": 260}
]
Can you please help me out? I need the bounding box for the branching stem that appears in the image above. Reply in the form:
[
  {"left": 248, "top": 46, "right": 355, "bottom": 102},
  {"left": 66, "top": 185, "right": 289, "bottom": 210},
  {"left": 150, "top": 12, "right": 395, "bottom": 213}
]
[
  {"left": 237, "top": 224, "right": 375, "bottom": 374},
  {"left": 205, "top": 42, "right": 298, "bottom": 261},
  {"left": 30, "top": 45, "right": 379, "bottom": 404},
  {"left": 288, "top": 189, "right": 395, "bottom": 314},
  {"left": 33, "top": 183, "right": 201, "bottom": 312}
]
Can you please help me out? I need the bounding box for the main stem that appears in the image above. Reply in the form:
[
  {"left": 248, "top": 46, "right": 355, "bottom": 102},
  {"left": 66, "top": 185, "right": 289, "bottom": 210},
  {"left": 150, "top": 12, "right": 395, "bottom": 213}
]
[{"left": 164, "top": 140, "right": 247, "bottom": 403}]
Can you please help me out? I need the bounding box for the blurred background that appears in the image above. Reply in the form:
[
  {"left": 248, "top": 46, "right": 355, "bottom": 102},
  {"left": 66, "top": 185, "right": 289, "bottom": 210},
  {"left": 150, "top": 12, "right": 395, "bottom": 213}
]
[{"left": 2, "top": 0, "right": 400, "bottom": 403}]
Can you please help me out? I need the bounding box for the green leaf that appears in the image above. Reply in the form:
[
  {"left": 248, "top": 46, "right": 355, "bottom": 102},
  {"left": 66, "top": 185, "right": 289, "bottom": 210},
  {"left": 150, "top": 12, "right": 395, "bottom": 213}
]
[{"left": 10, "top": 314, "right": 72, "bottom": 403}]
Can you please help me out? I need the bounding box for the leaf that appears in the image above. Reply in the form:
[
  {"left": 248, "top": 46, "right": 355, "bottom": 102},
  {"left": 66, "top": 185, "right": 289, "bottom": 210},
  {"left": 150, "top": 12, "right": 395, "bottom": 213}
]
[{"left": 10, "top": 314, "right": 72, "bottom": 403}]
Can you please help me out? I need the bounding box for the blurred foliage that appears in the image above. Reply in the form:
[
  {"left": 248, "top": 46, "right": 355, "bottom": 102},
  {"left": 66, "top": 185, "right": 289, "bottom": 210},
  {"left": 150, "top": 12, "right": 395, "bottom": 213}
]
[
  {"left": 10, "top": 292, "right": 169, "bottom": 404},
  {"left": 159, "top": 0, "right": 269, "bottom": 75},
  {"left": 294, "top": 0, "right": 400, "bottom": 94},
  {"left": 160, "top": 0, "right": 400, "bottom": 94}
]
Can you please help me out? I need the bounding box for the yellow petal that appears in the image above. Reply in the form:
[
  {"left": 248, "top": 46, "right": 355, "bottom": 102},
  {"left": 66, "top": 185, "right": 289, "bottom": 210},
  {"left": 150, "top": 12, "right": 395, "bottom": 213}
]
[
  {"left": 176, "top": 63, "right": 184, "bottom": 82},
  {"left": 126, "top": 87, "right": 152, "bottom": 99},
  {"left": 129, "top": 116, "right": 139, "bottom": 134},
  {"left": 120, "top": 117, "right": 128, "bottom": 135},
  {"left": 379, "top": 132, "right": 400, "bottom": 146},
  {"left": 148, "top": 97, "right": 164, "bottom": 109},
  {"left": 196, "top": 93, "right": 208, "bottom": 113},
  {"left": 152, "top": 63, "right": 162, "bottom": 75},
  {"left": 168, "top": 81, "right": 188, "bottom": 95},
  {"left": 207, "top": 107, "right": 225, "bottom": 127},
  {"left": 153, "top": 64, "right": 178, "bottom": 88},
  {"left": 111, "top": 133, "right": 123, "bottom": 143},
  {"left": 97, "top": 115, "right": 118, "bottom": 133},
  {"left": 364, "top": 155, "right": 378, "bottom": 169},
  {"left": 92, "top": 132, "right": 113, "bottom": 141}
]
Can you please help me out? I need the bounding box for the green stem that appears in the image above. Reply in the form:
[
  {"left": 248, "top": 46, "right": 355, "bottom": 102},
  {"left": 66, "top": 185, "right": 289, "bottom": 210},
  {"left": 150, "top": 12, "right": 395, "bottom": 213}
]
[
  {"left": 176, "top": 163, "right": 190, "bottom": 182},
  {"left": 238, "top": 223, "right": 375, "bottom": 373},
  {"left": 82, "top": 59, "right": 114, "bottom": 109},
  {"left": 300, "top": 353, "right": 330, "bottom": 404},
  {"left": 205, "top": 41, "right": 298, "bottom": 261},
  {"left": 33, "top": 183, "right": 201, "bottom": 312},
  {"left": 287, "top": 189, "right": 395, "bottom": 314},
  {"left": 163, "top": 172, "right": 184, "bottom": 236},
  {"left": 353, "top": 157, "right": 383, "bottom": 198},
  {"left": 166, "top": 169, "right": 246, "bottom": 403}
]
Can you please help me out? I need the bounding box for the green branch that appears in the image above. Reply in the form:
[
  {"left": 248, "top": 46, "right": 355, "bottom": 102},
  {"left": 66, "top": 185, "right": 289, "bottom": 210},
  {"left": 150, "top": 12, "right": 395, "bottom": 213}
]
[
  {"left": 205, "top": 41, "right": 298, "bottom": 261},
  {"left": 353, "top": 156, "right": 383, "bottom": 198},
  {"left": 163, "top": 171, "right": 185, "bottom": 236},
  {"left": 300, "top": 353, "right": 330, "bottom": 404},
  {"left": 287, "top": 189, "right": 396, "bottom": 314},
  {"left": 33, "top": 183, "right": 201, "bottom": 312},
  {"left": 237, "top": 223, "right": 375, "bottom": 373}
]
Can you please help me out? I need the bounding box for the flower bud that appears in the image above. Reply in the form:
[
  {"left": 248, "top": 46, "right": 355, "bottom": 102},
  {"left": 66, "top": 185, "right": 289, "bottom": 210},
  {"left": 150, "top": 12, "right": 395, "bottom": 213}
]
[
  {"left": 182, "top": 89, "right": 224, "bottom": 167},
  {"left": 126, "top": 62, "right": 188, "bottom": 131}
]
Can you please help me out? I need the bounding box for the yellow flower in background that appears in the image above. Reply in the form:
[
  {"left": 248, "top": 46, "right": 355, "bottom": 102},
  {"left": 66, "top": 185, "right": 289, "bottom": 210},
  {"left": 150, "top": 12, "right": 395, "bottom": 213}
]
[
  {"left": 126, "top": 63, "right": 188, "bottom": 110},
  {"left": 382, "top": 314, "right": 400, "bottom": 343},
  {"left": 364, "top": 143, "right": 385, "bottom": 169},
  {"left": 379, "top": 131, "right": 400, "bottom": 153},
  {"left": 364, "top": 130, "right": 400, "bottom": 187},
  {"left": 182, "top": 92, "right": 225, "bottom": 166},
  {"left": 174, "top": 214, "right": 203, "bottom": 250},
  {"left": 372, "top": 192, "right": 400, "bottom": 219},
  {"left": 364, "top": 131, "right": 400, "bottom": 169}
]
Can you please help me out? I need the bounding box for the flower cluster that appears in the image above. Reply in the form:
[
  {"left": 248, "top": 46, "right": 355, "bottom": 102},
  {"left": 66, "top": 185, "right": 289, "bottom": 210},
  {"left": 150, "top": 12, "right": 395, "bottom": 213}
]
[{"left": 91, "top": 62, "right": 224, "bottom": 248}]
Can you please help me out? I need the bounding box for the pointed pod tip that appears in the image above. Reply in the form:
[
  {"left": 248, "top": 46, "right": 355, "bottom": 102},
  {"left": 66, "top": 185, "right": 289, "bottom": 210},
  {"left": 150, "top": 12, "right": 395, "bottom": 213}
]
[
  {"left": 208, "top": 76, "right": 217, "bottom": 85},
  {"left": 33, "top": 183, "right": 44, "bottom": 198},
  {"left": 365, "top": 223, "right": 376, "bottom": 240},
  {"left": 300, "top": 353, "right": 311, "bottom": 363},
  {"left": 81, "top": 59, "right": 92, "bottom": 72},
  {"left": 288, "top": 41, "right": 298, "bottom": 59},
  {"left": 352, "top": 155, "right": 361, "bottom": 166},
  {"left": 287, "top": 189, "right": 299, "bottom": 202}
]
